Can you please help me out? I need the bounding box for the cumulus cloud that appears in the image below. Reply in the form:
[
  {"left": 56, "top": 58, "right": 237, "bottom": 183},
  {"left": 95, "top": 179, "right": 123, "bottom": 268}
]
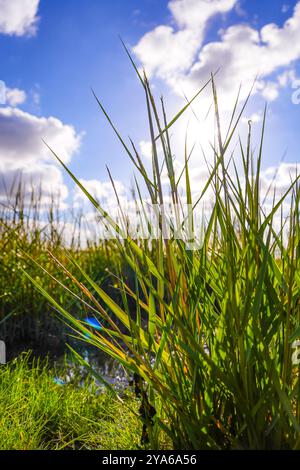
[
  {"left": 134, "top": 0, "right": 300, "bottom": 107},
  {"left": 0, "top": 107, "right": 81, "bottom": 168},
  {"left": 169, "top": 0, "right": 237, "bottom": 29},
  {"left": 132, "top": 0, "right": 300, "bottom": 226},
  {"left": 139, "top": 140, "right": 153, "bottom": 160},
  {"left": 6, "top": 88, "right": 27, "bottom": 107},
  {"left": 0, "top": 105, "right": 82, "bottom": 210},
  {"left": 260, "top": 162, "right": 299, "bottom": 194},
  {"left": 0, "top": 0, "right": 40, "bottom": 36},
  {"left": 133, "top": 0, "right": 237, "bottom": 80},
  {"left": 0, "top": 164, "right": 68, "bottom": 208},
  {"left": 74, "top": 179, "right": 126, "bottom": 209},
  {"left": 182, "top": 4, "right": 300, "bottom": 105}
]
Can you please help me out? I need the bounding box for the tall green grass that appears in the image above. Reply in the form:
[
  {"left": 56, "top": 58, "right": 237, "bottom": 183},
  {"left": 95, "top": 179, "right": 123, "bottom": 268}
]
[
  {"left": 25, "top": 64, "right": 300, "bottom": 449},
  {"left": 0, "top": 180, "right": 125, "bottom": 353}
]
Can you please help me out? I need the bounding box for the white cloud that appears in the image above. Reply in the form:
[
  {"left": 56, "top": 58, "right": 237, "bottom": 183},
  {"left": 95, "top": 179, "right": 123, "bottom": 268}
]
[
  {"left": 133, "top": 0, "right": 237, "bottom": 80},
  {"left": 184, "top": 3, "right": 300, "bottom": 105},
  {"left": 169, "top": 0, "right": 237, "bottom": 30},
  {"left": 0, "top": 107, "right": 82, "bottom": 167},
  {"left": 139, "top": 139, "right": 163, "bottom": 161},
  {"left": 254, "top": 70, "right": 296, "bottom": 102},
  {"left": 0, "top": 105, "right": 82, "bottom": 209},
  {"left": 132, "top": 0, "right": 300, "bottom": 212},
  {"left": 260, "top": 81, "right": 280, "bottom": 102},
  {"left": 74, "top": 179, "right": 126, "bottom": 207},
  {"left": 241, "top": 112, "right": 262, "bottom": 124},
  {"left": 133, "top": 26, "right": 200, "bottom": 80},
  {"left": 134, "top": 1, "right": 300, "bottom": 108},
  {"left": 277, "top": 69, "right": 296, "bottom": 87},
  {"left": 6, "top": 88, "right": 27, "bottom": 107},
  {"left": 139, "top": 140, "right": 153, "bottom": 160},
  {"left": 0, "top": 0, "right": 40, "bottom": 36},
  {"left": 0, "top": 163, "right": 68, "bottom": 208},
  {"left": 261, "top": 162, "right": 299, "bottom": 193}
]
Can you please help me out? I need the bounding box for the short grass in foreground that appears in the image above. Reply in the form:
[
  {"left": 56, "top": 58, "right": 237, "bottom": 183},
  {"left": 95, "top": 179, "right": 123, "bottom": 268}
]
[{"left": 0, "top": 353, "right": 141, "bottom": 450}]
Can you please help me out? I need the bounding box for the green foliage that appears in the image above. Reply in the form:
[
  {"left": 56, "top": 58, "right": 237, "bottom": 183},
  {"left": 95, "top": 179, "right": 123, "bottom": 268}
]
[
  {"left": 0, "top": 353, "right": 141, "bottom": 450},
  {"left": 0, "top": 185, "right": 123, "bottom": 351},
  {"left": 19, "top": 62, "right": 300, "bottom": 449}
]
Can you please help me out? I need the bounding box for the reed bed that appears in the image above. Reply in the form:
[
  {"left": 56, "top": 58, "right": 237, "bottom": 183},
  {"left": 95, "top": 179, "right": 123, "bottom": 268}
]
[
  {"left": 15, "top": 59, "right": 300, "bottom": 449},
  {"left": 0, "top": 182, "right": 124, "bottom": 354}
]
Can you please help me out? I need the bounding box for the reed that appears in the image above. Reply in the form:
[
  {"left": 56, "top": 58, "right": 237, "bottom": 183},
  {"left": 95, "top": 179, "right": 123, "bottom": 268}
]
[
  {"left": 24, "top": 60, "right": 300, "bottom": 449},
  {"left": 0, "top": 179, "right": 122, "bottom": 351}
]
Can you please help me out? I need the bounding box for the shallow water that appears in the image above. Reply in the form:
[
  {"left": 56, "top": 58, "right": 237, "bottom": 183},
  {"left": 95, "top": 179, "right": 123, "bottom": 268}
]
[{"left": 56, "top": 349, "right": 130, "bottom": 391}]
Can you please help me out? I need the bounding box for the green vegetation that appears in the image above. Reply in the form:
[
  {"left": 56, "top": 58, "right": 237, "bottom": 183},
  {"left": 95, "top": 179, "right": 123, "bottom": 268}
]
[
  {"left": 1, "top": 62, "right": 299, "bottom": 449},
  {"left": 0, "top": 184, "right": 124, "bottom": 356},
  {"left": 0, "top": 353, "right": 141, "bottom": 450},
  {"left": 28, "top": 67, "right": 300, "bottom": 449}
]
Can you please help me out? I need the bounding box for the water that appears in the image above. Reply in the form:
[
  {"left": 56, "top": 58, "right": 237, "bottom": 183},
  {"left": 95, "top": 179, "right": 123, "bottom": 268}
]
[{"left": 56, "top": 349, "right": 130, "bottom": 392}]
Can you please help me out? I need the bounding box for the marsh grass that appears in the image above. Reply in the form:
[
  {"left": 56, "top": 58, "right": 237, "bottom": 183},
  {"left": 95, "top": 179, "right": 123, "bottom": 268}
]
[
  {"left": 0, "top": 181, "right": 127, "bottom": 354},
  {"left": 22, "top": 55, "right": 300, "bottom": 449},
  {"left": 0, "top": 352, "right": 141, "bottom": 450}
]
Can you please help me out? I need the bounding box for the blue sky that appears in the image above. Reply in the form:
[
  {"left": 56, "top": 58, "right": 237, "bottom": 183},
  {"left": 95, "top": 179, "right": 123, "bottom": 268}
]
[{"left": 0, "top": 0, "right": 299, "bottom": 211}]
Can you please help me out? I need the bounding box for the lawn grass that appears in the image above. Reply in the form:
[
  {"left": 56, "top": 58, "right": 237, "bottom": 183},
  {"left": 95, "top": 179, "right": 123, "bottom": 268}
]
[{"left": 0, "top": 353, "right": 142, "bottom": 450}]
